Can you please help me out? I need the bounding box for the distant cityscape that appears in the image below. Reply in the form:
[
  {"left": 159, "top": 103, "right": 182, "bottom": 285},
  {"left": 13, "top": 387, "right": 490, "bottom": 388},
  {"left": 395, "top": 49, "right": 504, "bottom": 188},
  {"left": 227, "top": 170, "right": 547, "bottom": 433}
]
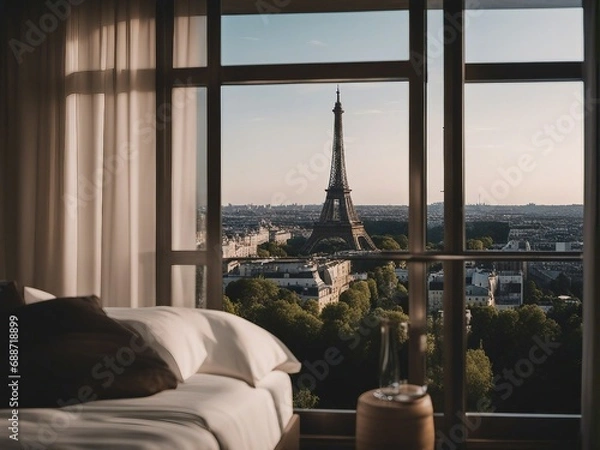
[{"left": 204, "top": 203, "right": 585, "bottom": 315}]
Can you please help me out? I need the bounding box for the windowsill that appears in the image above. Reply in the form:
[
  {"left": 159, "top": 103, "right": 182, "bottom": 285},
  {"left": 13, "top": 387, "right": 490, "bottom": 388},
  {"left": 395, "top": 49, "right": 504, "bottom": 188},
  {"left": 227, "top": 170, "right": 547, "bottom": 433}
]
[{"left": 296, "top": 409, "right": 581, "bottom": 447}]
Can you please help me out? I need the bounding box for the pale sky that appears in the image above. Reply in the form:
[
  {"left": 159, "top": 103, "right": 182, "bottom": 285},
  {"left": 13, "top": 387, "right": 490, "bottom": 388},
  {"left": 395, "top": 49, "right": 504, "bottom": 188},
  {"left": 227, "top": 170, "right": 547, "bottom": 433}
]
[{"left": 217, "top": 8, "right": 584, "bottom": 206}]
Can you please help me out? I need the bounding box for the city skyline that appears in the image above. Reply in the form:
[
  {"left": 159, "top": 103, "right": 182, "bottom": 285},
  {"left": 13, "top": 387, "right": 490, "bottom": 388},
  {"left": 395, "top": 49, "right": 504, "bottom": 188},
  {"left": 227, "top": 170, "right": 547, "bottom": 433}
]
[{"left": 219, "top": 8, "right": 584, "bottom": 206}]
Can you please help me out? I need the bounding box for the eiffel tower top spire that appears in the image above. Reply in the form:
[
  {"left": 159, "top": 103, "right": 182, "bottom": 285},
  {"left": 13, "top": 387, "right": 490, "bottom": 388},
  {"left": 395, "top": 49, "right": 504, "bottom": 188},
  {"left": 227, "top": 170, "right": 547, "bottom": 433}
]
[{"left": 328, "top": 87, "right": 350, "bottom": 191}]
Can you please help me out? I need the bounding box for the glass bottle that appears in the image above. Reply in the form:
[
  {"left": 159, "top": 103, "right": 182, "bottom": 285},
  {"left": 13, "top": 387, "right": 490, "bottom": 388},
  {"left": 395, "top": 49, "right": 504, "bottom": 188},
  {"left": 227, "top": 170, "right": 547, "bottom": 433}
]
[
  {"left": 374, "top": 318, "right": 428, "bottom": 402},
  {"left": 374, "top": 318, "right": 402, "bottom": 400}
]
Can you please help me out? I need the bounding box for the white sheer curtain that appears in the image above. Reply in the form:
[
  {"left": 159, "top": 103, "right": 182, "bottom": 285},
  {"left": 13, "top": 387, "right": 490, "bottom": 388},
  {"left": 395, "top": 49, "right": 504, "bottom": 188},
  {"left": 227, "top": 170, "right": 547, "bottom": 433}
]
[
  {"left": 63, "top": 0, "right": 157, "bottom": 306},
  {"left": 1, "top": 1, "right": 158, "bottom": 306},
  {"left": 1, "top": 0, "right": 205, "bottom": 307}
]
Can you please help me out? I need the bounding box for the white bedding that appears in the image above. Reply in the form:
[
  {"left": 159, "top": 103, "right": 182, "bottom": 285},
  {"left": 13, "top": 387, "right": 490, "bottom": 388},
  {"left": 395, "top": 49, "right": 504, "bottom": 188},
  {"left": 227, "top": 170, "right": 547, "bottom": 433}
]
[{"left": 0, "top": 372, "right": 293, "bottom": 450}]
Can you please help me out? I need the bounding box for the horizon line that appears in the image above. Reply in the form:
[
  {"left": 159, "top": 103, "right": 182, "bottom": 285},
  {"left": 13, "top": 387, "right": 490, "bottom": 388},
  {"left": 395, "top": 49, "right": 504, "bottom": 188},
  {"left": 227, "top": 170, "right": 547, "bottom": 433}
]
[{"left": 219, "top": 203, "right": 585, "bottom": 207}]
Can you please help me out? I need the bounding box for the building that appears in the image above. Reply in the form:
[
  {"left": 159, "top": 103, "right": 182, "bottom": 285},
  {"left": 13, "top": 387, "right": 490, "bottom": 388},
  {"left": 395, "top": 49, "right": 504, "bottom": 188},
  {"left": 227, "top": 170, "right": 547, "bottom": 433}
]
[
  {"left": 428, "top": 268, "right": 497, "bottom": 312},
  {"left": 556, "top": 242, "right": 572, "bottom": 252},
  {"left": 497, "top": 240, "right": 530, "bottom": 278},
  {"left": 428, "top": 266, "right": 523, "bottom": 311},
  {"left": 495, "top": 271, "right": 524, "bottom": 310},
  {"left": 269, "top": 229, "right": 292, "bottom": 244},
  {"left": 222, "top": 227, "right": 270, "bottom": 258},
  {"left": 223, "top": 259, "right": 351, "bottom": 310}
]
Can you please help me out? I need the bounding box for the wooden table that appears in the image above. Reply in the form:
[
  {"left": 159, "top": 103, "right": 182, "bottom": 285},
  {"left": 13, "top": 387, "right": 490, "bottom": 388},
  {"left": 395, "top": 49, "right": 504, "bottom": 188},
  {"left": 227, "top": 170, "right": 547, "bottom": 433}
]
[{"left": 356, "top": 389, "right": 434, "bottom": 450}]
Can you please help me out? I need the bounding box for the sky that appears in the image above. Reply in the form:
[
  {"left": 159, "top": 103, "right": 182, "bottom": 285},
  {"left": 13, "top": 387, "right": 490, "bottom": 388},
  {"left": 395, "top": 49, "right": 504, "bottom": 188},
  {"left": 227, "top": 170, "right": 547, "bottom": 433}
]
[{"left": 214, "top": 8, "right": 584, "bottom": 206}]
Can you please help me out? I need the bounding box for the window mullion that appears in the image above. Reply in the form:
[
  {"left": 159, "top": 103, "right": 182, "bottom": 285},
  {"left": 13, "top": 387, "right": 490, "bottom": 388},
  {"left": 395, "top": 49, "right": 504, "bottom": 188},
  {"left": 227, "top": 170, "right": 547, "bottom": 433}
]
[
  {"left": 156, "top": 0, "right": 175, "bottom": 306},
  {"left": 205, "top": 0, "right": 222, "bottom": 310},
  {"left": 443, "top": 0, "right": 467, "bottom": 445},
  {"left": 582, "top": 0, "right": 600, "bottom": 447},
  {"left": 408, "top": 0, "right": 428, "bottom": 386}
]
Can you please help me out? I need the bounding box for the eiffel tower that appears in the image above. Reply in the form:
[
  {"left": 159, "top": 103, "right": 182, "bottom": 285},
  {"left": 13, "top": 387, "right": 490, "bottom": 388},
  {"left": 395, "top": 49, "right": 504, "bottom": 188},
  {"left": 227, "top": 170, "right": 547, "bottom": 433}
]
[{"left": 302, "top": 88, "right": 377, "bottom": 254}]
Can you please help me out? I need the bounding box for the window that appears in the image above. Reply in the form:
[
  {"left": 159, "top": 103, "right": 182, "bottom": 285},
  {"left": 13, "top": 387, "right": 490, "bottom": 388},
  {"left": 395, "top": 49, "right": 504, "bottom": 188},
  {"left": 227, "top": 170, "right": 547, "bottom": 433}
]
[{"left": 157, "top": 0, "right": 588, "bottom": 445}]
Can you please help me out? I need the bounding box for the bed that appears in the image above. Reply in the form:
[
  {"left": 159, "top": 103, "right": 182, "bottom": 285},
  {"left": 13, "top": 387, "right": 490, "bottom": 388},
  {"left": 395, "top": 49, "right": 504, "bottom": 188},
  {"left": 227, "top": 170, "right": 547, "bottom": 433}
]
[{"left": 0, "top": 287, "right": 301, "bottom": 450}]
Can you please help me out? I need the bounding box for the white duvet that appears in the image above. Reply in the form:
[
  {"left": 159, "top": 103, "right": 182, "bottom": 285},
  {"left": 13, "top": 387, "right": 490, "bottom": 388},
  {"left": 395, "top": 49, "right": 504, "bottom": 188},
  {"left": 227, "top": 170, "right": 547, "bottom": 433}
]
[{"left": 0, "top": 372, "right": 292, "bottom": 450}]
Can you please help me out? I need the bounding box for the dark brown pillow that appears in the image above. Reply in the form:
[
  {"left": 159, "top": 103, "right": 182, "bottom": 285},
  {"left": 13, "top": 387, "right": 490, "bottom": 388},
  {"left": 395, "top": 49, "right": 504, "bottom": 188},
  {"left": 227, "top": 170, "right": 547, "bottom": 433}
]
[
  {"left": 0, "top": 280, "right": 25, "bottom": 312},
  {"left": 1, "top": 296, "right": 178, "bottom": 408}
]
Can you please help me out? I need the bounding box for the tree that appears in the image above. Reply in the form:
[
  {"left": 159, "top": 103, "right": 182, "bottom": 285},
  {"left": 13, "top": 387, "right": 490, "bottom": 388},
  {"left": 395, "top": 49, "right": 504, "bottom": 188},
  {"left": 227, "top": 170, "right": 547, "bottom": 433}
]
[
  {"left": 395, "top": 282, "right": 408, "bottom": 298},
  {"left": 321, "top": 301, "right": 356, "bottom": 341},
  {"left": 371, "top": 262, "right": 397, "bottom": 300},
  {"left": 256, "top": 247, "right": 270, "bottom": 258},
  {"left": 371, "top": 235, "right": 401, "bottom": 251},
  {"left": 467, "top": 304, "right": 564, "bottom": 412},
  {"left": 351, "top": 280, "right": 372, "bottom": 301},
  {"left": 467, "top": 239, "right": 484, "bottom": 250},
  {"left": 394, "top": 234, "right": 409, "bottom": 250},
  {"left": 366, "top": 278, "right": 379, "bottom": 304},
  {"left": 302, "top": 299, "right": 320, "bottom": 316},
  {"left": 524, "top": 280, "right": 543, "bottom": 304},
  {"left": 550, "top": 273, "right": 572, "bottom": 296},
  {"left": 393, "top": 282, "right": 409, "bottom": 312},
  {"left": 293, "top": 389, "right": 319, "bottom": 409},
  {"left": 225, "top": 278, "right": 280, "bottom": 313},
  {"left": 257, "top": 241, "right": 288, "bottom": 257},
  {"left": 340, "top": 288, "right": 370, "bottom": 317},
  {"left": 255, "top": 300, "right": 323, "bottom": 351},
  {"left": 466, "top": 348, "right": 494, "bottom": 411},
  {"left": 426, "top": 315, "right": 444, "bottom": 409},
  {"left": 466, "top": 221, "right": 510, "bottom": 244},
  {"left": 428, "top": 315, "right": 493, "bottom": 412},
  {"left": 479, "top": 236, "right": 493, "bottom": 249},
  {"left": 222, "top": 295, "right": 239, "bottom": 314},
  {"left": 312, "top": 237, "right": 350, "bottom": 254},
  {"left": 284, "top": 236, "right": 307, "bottom": 256}
]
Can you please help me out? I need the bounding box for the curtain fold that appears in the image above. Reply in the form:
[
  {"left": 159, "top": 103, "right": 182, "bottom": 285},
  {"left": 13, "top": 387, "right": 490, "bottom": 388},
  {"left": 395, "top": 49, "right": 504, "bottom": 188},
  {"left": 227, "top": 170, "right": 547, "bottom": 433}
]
[
  {"left": 64, "top": 0, "right": 157, "bottom": 306},
  {"left": 0, "top": 1, "right": 68, "bottom": 292},
  {"left": 1, "top": 0, "right": 204, "bottom": 307},
  {"left": 1, "top": 0, "right": 158, "bottom": 307}
]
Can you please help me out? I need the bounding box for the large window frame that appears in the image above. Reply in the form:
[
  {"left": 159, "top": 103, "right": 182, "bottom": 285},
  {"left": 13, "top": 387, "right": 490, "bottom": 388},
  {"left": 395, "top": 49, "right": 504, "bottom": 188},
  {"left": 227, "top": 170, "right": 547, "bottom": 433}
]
[{"left": 155, "top": 0, "right": 599, "bottom": 447}]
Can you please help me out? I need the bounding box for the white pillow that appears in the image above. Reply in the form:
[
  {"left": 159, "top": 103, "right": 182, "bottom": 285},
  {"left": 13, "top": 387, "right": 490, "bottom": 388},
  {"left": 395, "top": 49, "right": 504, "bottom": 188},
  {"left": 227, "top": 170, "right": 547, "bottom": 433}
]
[
  {"left": 189, "top": 309, "right": 301, "bottom": 386},
  {"left": 105, "top": 307, "right": 301, "bottom": 387},
  {"left": 23, "top": 287, "right": 56, "bottom": 304},
  {"left": 105, "top": 307, "right": 208, "bottom": 383}
]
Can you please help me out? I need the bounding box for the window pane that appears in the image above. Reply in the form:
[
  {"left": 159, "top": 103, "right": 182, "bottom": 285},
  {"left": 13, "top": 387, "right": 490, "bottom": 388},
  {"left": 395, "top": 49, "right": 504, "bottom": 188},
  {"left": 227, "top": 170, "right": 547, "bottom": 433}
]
[
  {"left": 172, "top": 87, "right": 207, "bottom": 250},
  {"left": 172, "top": 265, "right": 206, "bottom": 308},
  {"left": 173, "top": 0, "right": 207, "bottom": 68},
  {"left": 465, "top": 83, "right": 584, "bottom": 239},
  {"left": 222, "top": 82, "right": 408, "bottom": 258},
  {"left": 426, "top": 262, "right": 445, "bottom": 413},
  {"left": 465, "top": 8, "right": 583, "bottom": 63},
  {"left": 222, "top": 11, "right": 409, "bottom": 66},
  {"left": 463, "top": 260, "right": 582, "bottom": 414},
  {"left": 427, "top": 10, "right": 444, "bottom": 249}
]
